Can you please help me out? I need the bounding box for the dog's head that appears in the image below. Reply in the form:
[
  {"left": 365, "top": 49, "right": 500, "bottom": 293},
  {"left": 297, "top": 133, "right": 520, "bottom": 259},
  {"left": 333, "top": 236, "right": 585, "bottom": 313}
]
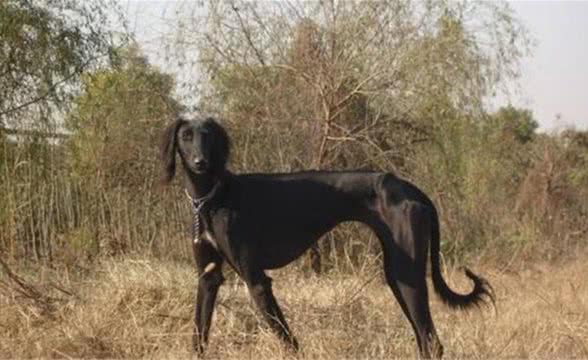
[{"left": 161, "top": 117, "right": 230, "bottom": 183}]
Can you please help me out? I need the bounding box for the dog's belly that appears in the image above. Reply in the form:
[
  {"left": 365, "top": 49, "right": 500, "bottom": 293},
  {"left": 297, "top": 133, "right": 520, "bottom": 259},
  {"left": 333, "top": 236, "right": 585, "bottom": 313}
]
[{"left": 256, "top": 226, "right": 334, "bottom": 270}]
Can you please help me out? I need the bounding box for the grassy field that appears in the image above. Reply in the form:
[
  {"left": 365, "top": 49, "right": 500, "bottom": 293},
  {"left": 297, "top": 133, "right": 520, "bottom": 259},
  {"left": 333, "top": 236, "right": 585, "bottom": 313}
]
[{"left": 1, "top": 254, "right": 587, "bottom": 359}]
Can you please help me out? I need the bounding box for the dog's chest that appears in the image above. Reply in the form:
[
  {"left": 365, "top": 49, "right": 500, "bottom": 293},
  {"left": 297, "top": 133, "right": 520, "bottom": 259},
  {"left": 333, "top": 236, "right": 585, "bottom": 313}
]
[
  {"left": 201, "top": 230, "right": 219, "bottom": 250},
  {"left": 197, "top": 209, "right": 232, "bottom": 253}
]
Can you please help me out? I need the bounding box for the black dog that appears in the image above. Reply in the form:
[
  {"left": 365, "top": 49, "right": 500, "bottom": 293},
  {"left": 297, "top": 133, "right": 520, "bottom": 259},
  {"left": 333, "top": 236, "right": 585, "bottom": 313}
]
[{"left": 161, "top": 117, "right": 493, "bottom": 358}]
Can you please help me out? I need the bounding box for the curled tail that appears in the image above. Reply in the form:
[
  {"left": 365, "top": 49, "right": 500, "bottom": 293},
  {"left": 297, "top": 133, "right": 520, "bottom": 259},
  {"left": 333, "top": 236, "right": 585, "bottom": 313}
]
[{"left": 429, "top": 206, "right": 494, "bottom": 309}]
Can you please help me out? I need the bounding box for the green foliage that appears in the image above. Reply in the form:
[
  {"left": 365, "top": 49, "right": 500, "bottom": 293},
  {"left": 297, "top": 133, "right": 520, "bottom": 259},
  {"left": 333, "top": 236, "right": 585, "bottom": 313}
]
[
  {"left": 66, "top": 45, "right": 182, "bottom": 188},
  {"left": 0, "top": 0, "right": 121, "bottom": 126},
  {"left": 410, "top": 112, "right": 533, "bottom": 258},
  {"left": 491, "top": 105, "right": 538, "bottom": 144},
  {"left": 0, "top": 7, "right": 187, "bottom": 263},
  {"left": 563, "top": 130, "right": 588, "bottom": 188}
]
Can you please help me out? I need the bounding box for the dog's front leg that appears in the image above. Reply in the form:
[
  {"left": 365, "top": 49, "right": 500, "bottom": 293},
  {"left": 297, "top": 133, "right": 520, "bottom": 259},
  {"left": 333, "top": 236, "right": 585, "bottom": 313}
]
[
  {"left": 193, "top": 242, "right": 224, "bottom": 354},
  {"left": 245, "top": 271, "right": 299, "bottom": 352}
]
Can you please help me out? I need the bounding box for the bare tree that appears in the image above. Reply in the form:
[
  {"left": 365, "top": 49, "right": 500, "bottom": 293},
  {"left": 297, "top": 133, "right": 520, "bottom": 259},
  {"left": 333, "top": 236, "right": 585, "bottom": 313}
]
[{"left": 171, "top": 0, "right": 529, "bottom": 172}]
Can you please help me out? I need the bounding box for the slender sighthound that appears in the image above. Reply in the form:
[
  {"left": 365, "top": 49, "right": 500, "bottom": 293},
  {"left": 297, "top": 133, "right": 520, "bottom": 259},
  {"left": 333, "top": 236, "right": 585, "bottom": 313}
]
[{"left": 160, "top": 117, "right": 494, "bottom": 359}]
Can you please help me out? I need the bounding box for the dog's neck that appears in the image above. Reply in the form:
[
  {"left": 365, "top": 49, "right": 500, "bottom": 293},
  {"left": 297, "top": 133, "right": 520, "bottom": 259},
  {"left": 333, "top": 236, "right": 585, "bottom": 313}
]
[{"left": 183, "top": 170, "right": 224, "bottom": 201}]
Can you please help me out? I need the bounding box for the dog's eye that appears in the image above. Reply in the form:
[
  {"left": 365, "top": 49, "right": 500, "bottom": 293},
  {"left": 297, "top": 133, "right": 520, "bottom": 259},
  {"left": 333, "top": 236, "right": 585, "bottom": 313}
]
[{"left": 181, "top": 131, "right": 193, "bottom": 141}]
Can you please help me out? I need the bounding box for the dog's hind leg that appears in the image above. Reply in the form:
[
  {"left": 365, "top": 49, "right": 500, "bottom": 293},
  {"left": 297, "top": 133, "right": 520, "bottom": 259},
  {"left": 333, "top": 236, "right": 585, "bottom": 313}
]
[
  {"left": 193, "top": 241, "right": 225, "bottom": 354},
  {"left": 374, "top": 203, "right": 443, "bottom": 359},
  {"left": 245, "top": 270, "right": 299, "bottom": 351}
]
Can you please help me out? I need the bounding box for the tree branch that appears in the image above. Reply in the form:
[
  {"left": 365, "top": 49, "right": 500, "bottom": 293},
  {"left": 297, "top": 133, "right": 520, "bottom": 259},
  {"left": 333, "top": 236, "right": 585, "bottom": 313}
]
[
  {"left": 231, "top": 2, "right": 266, "bottom": 66},
  {"left": 0, "top": 54, "right": 107, "bottom": 118}
]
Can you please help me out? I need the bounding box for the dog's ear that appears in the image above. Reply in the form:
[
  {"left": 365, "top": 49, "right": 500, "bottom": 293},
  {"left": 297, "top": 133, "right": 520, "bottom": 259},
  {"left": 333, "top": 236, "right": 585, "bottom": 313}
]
[
  {"left": 206, "top": 118, "right": 230, "bottom": 175},
  {"left": 160, "top": 118, "right": 185, "bottom": 184}
]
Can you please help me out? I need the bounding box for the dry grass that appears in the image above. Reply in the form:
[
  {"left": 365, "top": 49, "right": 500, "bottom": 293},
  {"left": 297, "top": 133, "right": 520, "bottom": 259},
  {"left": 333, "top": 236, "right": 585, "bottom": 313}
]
[{"left": 1, "top": 255, "right": 587, "bottom": 359}]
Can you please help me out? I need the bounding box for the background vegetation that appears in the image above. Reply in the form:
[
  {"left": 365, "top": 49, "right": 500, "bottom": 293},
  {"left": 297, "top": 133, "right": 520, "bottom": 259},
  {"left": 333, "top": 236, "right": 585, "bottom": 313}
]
[{"left": 1, "top": 0, "right": 587, "bottom": 358}]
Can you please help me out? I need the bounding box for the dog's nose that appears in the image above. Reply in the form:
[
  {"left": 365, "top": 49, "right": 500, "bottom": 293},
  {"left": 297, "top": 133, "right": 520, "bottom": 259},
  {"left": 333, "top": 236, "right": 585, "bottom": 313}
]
[{"left": 194, "top": 159, "right": 207, "bottom": 169}]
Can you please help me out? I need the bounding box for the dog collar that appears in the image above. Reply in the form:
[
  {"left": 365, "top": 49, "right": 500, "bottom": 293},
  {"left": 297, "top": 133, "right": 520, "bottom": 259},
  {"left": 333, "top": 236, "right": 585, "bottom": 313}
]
[{"left": 185, "top": 182, "right": 220, "bottom": 245}]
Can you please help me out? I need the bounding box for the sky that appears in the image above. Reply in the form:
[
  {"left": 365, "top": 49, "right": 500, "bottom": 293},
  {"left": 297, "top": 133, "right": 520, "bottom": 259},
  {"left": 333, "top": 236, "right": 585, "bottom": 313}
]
[
  {"left": 123, "top": 0, "right": 588, "bottom": 131},
  {"left": 506, "top": 0, "right": 588, "bottom": 131}
]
